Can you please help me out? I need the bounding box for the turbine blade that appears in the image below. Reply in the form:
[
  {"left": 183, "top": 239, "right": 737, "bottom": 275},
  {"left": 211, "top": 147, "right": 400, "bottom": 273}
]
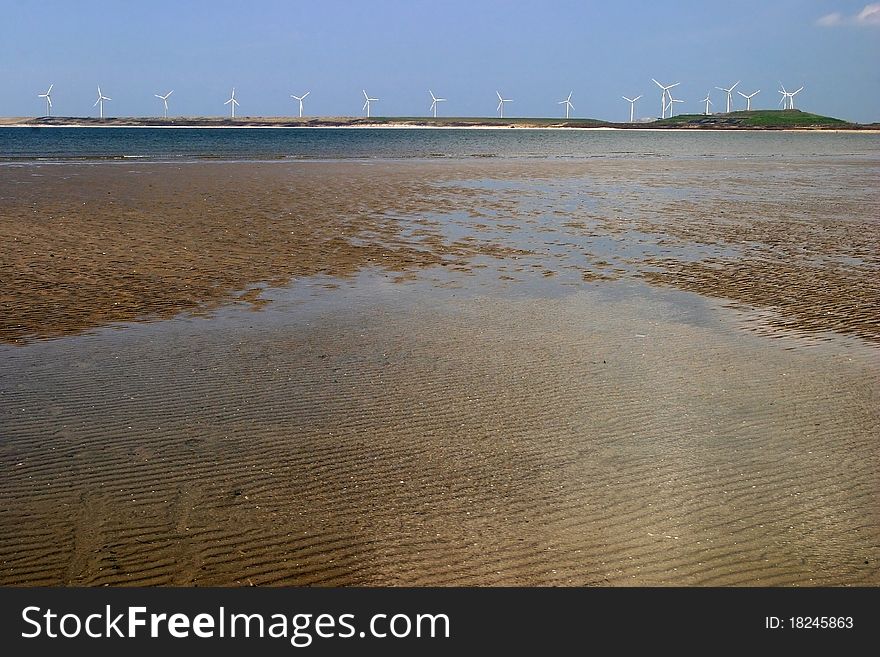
[
  {"left": 94, "top": 98, "right": 100, "bottom": 107},
  {"left": 794, "top": 86, "right": 803, "bottom": 94},
  {"left": 652, "top": 78, "right": 663, "bottom": 88},
  {"left": 363, "top": 90, "right": 369, "bottom": 99},
  {"left": 47, "top": 84, "right": 53, "bottom": 94},
  {"left": 634, "top": 95, "right": 642, "bottom": 101},
  {"left": 731, "top": 81, "right": 740, "bottom": 91},
  {"left": 497, "top": 100, "right": 503, "bottom": 111},
  {"left": 302, "top": 92, "right": 310, "bottom": 98}
]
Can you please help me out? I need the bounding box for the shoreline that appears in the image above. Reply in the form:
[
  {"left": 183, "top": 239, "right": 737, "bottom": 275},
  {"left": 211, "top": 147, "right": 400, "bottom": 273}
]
[{"left": 2, "top": 117, "right": 878, "bottom": 132}]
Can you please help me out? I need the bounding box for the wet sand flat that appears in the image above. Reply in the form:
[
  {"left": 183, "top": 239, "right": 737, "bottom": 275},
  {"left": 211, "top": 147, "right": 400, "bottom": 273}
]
[{"left": 0, "top": 157, "right": 878, "bottom": 585}]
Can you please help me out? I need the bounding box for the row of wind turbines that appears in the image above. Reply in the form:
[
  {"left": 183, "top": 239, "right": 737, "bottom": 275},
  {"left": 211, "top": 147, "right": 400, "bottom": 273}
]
[
  {"left": 646, "top": 79, "right": 804, "bottom": 120},
  {"left": 35, "top": 81, "right": 805, "bottom": 121}
]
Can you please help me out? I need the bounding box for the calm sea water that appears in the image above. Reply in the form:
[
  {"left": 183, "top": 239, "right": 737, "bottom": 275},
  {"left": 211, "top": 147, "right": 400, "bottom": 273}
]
[{"left": 1, "top": 126, "right": 879, "bottom": 161}]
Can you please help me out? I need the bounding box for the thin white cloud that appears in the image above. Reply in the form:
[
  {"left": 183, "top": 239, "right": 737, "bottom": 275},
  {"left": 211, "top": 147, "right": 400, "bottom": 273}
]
[
  {"left": 816, "top": 12, "right": 843, "bottom": 26},
  {"left": 817, "top": 3, "right": 880, "bottom": 26},
  {"left": 856, "top": 3, "right": 880, "bottom": 23}
]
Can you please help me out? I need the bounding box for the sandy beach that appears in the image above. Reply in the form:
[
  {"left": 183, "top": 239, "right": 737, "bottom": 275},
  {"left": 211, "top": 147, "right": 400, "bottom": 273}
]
[{"left": 1, "top": 157, "right": 878, "bottom": 585}]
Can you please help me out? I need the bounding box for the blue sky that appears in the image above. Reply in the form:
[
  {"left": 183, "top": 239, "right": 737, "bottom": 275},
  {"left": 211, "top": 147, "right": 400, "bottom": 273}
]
[{"left": 1, "top": 0, "right": 878, "bottom": 122}]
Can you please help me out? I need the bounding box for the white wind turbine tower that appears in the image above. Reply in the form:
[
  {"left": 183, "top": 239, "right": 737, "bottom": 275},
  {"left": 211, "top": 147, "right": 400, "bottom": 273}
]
[
  {"left": 651, "top": 79, "right": 679, "bottom": 119},
  {"left": 224, "top": 88, "right": 239, "bottom": 118},
  {"left": 622, "top": 94, "right": 642, "bottom": 122},
  {"left": 496, "top": 91, "right": 512, "bottom": 118},
  {"left": 701, "top": 92, "right": 713, "bottom": 115},
  {"left": 94, "top": 85, "right": 111, "bottom": 118},
  {"left": 737, "top": 89, "right": 759, "bottom": 111},
  {"left": 291, "top": 91, "right": 310, "bottom": 117},
  {"left": 38, "top": 84, "right": 53, "bottom": 117},
  {"left": 778, "top": 83, "right": 803, "bottom": 109},
  {"left": 665, "top": 91, "right": 684, "bottom": 118},
  {"left": 786, "top": 85, "right": 804, "bottom": 109},
  {"left": 558, "top": 91, "right": 574, "bottom": 119},
  {"left": 715, "top": 80, "right": 740, "bottom": 113},
  {"left": 778, "top": 83, "right": 791, "bottom": 109},
  {"left": 362, "top": 90, "right": 378, "bottom": 117},
  {"left": 154, "top": 90, "right": 173, "bottom": 119},
  {"left": 429, "top": 90, "right": 446, "bottom": 118}
]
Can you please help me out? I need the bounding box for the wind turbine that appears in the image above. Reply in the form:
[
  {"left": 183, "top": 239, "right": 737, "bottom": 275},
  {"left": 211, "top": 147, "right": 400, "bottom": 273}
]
[
  {"left": 622, "top": 94, "right": 642, "bottom": 122},
  {"left": 154, "top": 90, "right": 173, "bottom": 119},
  {"left": 665, "top": 91, "right": 684, "bottom": 118},
  {"left": 558, "top": 91, "right": 574, "bottom": 119},
  {"left": 778, "top": 83, "right": 802, "bottom": 109},
  {"left": 224, "top": 88, "right": 239, "bottom": 118},
  {"left": 778, "top": 83, "right": 790, "bottom": 109},
  {"left": 496, "top": 91, "right": 512, "bottom": 118},
  {"left": 715, "top": 80, "right": 740, "bottom": 113},
  {"left": 94, "top": 85, "right": 111, "bottom": 119},
  {"left": 737, "top": 89, "right": 759, "bottom": 111},
  {"left": 651, "top": 79, "right": 679, "bottom": 119},
  {"left": 787, "top": 85, "right": 804, "bottom": 109},
  {"left": 362, "top": 90, "right": 378, "bottom": 117},
  {"left": 429, "top": 90, "right": 446, "bottom": 118},
  {"left": 38, "top": 84, "right": 53, "bottom": 117},
  {"left": 290, "top": 91, "right": 310, "bottom": 117},
  {"left": 701, "top": 92, "right": 713, "bottom": 115}
]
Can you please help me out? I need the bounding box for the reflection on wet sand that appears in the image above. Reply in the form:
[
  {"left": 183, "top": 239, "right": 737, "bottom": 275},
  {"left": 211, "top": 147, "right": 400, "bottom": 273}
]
[{"left": 0, "top": 157, "right": 877, "bottom": 586}]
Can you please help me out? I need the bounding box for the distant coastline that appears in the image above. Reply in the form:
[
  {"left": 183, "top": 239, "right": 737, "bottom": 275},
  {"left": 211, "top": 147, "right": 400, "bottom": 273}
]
[{"left": 2, "top": 110, "right": 878, "bottom": 131}]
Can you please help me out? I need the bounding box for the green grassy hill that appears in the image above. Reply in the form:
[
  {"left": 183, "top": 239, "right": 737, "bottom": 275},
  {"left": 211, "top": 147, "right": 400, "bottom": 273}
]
[{"left": 652, "top": 109, "right": 851, "bottom": 129}]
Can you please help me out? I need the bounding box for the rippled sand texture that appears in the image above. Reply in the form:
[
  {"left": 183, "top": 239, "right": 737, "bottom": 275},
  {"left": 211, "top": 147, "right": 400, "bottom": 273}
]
[
  {"left": 0, "top": 162, "right": 529, "bottom": 343},
  {"left": 1, "top": 287, "right": 878, "bottom": 586},
  {"left": 1, "top": 158, "right": 877, "bottom": 345},
  {"left": 1, "top": 157, "right": 878, "bottom": 586}
]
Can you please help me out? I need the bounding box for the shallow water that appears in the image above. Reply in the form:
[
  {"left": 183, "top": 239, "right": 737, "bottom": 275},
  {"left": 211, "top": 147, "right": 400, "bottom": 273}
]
[{"left": 2, "top": 126, "right": 879, "bottom": 161}]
